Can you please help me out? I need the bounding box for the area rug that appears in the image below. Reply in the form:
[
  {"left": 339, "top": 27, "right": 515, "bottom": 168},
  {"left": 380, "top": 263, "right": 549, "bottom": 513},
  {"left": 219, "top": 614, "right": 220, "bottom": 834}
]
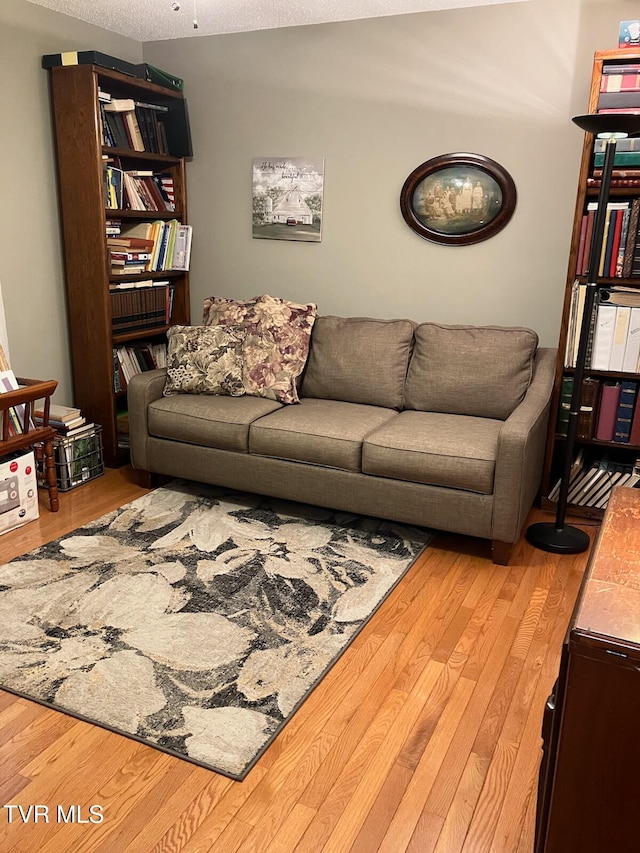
[{"left": 0, "top": 480, "right": 431, "bottom": 780}]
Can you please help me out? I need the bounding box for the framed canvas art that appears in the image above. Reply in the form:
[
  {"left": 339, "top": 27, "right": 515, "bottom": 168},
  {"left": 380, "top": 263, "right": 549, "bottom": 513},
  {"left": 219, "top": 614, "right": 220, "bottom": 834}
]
[{"left": 252, "top": 158, "right": 324, "bottom": 242}]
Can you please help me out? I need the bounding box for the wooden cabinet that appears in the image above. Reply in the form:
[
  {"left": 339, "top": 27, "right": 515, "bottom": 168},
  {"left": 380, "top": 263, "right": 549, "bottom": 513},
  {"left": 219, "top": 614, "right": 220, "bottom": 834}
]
[
  {"left": 535, "top": 486, "right": 640, "bottom": 852},
  {"left": 45, "top": 62, "right": 191, "bottom": 466},
  {"left": 541, "top": 48, "right": 640, "bottom": 516}
]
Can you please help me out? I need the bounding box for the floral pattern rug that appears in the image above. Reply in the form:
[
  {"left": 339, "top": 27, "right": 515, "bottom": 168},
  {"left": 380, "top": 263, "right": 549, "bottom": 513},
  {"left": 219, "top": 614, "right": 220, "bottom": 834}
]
[{"left": 0, "top": 481, "right": 431, "bottom": 779}]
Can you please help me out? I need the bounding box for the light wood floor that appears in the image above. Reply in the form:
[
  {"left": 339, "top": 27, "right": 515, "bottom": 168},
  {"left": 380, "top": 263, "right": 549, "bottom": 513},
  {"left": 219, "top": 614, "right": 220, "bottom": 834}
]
[{"left": 0, "top": 467, "right": 595, "bottom": 853}]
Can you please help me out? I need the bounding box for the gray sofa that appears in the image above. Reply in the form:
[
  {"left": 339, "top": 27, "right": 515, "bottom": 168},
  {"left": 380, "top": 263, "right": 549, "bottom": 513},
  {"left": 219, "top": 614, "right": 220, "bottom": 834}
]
[{"left": 128, "top": 315, "right": 556, "bottom": 564}]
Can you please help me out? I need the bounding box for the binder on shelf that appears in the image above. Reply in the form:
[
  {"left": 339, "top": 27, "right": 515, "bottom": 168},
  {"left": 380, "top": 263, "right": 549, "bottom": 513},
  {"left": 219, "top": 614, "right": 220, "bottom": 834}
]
[
  {"left": 591, "top": 304, "right": 618, "bottom": 370},
  {"left": 609, "top": 306, "right": 632, "bottom": 371},
  {"left": 613, "top": 380, "right": 638, "bottom": 442},
  {"left": 622, "top": 306, "right": 640, "bottom": 371}
]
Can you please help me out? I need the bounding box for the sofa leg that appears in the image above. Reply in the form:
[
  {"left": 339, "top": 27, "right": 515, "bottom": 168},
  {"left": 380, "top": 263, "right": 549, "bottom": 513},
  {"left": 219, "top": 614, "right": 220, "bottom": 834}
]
[
  {"left": 131, "top": 469, "right": 159, "bottom": 489},
  {"left": 491, "top": 540, "right": 513, "bottom": 566}
]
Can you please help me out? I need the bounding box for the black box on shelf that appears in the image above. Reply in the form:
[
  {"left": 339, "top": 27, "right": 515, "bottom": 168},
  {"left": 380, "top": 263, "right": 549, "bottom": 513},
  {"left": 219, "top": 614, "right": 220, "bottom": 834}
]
[
  {"left": 38, "top": 426, "right": 105, "bottom": 492},
  {"left": 41, "top": 51, "right": 139, "bottom": 77}
]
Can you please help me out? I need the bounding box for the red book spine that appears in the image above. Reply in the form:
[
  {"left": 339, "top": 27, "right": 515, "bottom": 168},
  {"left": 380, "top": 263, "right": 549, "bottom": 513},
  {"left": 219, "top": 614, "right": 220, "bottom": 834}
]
[
  {"left": 610, "top": 208, "right": 625, "bottom": 276},
  {"left": 595, "top": 383, "right": 621, "bottom": 441}
]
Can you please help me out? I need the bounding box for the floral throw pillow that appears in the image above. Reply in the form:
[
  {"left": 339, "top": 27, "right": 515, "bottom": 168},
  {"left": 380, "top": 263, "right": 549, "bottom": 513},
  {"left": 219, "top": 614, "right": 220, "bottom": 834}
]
[
  {"left": 202, "top": 294, "right": 317, "bottom": 404},
  {"left": 163, "top": 324, "right": 246, "bottom": 396}
]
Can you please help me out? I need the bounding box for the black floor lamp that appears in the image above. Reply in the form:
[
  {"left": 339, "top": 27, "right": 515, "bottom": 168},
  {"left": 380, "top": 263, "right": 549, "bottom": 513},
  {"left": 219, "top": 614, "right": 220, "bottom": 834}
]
[{"left": 527, "top": 112, "right": 640, "bottom": 555}]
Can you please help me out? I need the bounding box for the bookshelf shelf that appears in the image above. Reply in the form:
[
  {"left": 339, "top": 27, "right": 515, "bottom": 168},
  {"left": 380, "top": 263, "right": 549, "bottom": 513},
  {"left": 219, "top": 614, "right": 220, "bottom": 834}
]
[
  {"left": 541, "top": 48, "right": 640, "bottom": 515},
  {"left": 45, "top": 61, "right": 191, "bottom": 467}
]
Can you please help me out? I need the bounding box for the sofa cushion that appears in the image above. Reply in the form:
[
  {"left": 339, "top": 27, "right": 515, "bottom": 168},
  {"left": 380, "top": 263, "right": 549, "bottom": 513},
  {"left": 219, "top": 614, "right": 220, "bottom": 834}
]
[
  {"left": 202, "top": 293, "right": 317, "bottom": 405},
  {"left": 300, "top": 316, "right": 415, "bottom": 410},
  {"left": 249, "top": 398, "right": 398, "bottom": 472},
  {"left": 163, "top": 324, "right": 246, "bottom": 397},
  {"left": 362, "top": 410, "right": 502, "bottom": 494},
  {"left": 148, "top": 394, "right": 282, "bottom": 452},
  {"left": 404, "top": 323, "right": 538, "bottom": 420}
]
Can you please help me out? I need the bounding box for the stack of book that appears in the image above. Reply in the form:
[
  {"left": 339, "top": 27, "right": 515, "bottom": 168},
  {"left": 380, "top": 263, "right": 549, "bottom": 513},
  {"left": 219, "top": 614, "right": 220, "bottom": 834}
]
[
  {"left": 34, "top": 403, "right": 95, "bottom": 440},
  {"left": 33, "top": 403, "right": 104, "bottom": 491}
]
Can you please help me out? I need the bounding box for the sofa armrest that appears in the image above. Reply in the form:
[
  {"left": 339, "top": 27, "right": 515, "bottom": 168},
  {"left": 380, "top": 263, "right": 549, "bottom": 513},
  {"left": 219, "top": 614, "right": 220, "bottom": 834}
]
[
  {"left": 128, "top": 368, "right": 166, "bottom": 470},
  {"left": 492, "top": 347, "right": 556, "bottom": 544}
]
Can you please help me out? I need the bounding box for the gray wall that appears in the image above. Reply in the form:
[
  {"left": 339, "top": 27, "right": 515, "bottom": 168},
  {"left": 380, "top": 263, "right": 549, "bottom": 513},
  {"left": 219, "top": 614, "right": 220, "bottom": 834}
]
[{"left": 0, "top": 0, "right": 634, "bottom": 405}]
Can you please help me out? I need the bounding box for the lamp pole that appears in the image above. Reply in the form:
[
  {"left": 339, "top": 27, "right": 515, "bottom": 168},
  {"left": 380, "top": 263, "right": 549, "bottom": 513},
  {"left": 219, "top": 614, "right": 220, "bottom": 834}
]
[{"left": 527, "top": 113, "right": 640, "bottom": 554}]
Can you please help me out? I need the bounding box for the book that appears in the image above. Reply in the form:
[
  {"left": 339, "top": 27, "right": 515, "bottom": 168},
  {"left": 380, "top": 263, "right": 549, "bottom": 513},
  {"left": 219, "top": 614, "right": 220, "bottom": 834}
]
[
  {"left": 104, "top": 166, "right": 124, "bottom": 209},
  {"left": 629, "top": 397, "right": 640, "bottom": 445},
  {"left": 623, "top": 199, "right": 640, "bottom": 277},
  {"left": 590, "top": 304, "right": 617, "bottom": 370},
  {"left": 616, "top": 206, "right": 631, "bottom": 276},
  {"left": 556, "top": 375, "right": 573, "bottom": 436},
  {"left": 609, "top": 305, "right": 632, "bottom": 371},
  {"left": 594, "top": 137, "right": 640, "bottom": 152},
  {"left": 610, "top": 207, "right": 625, "bottom": 276},
  {"left": 33, "top": 403, "right": 81, "bottom": 422},
  {"left": 595, "top": 382, "right": 622, "bottom": 441},
  {"left": 597, "top": 91, "right": 640, "bottom": 110},
  {"left": 593, "top": 151, "right": 640, "bottom": 166},
  {"left": 38, "top": 415, "right": 86, "bottom": 431},
  {"left": 576, "top": 377, "right": 601, "bottom": 440},
  {"left": 171, "top": 224, "right": 192, "bottom": 270},
  {"left": 576, "top": 214, "right": 588, "bottom": 278},
  {"left": 613, "top": 380, "right": 638, "bottom": 442},
  {"left": 623, "top": 306, "right": 640, "bottom": 371},
  {"left": 602, "top": 207, "right": 617, "bottom": 276}
]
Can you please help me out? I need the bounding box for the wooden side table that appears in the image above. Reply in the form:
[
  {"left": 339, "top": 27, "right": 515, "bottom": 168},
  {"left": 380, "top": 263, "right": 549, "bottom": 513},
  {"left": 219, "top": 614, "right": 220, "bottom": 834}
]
[
  {"left": 0, "top": 378, "right": 59, "bottom": 512},
  {"left": 535, "top": 486, "right": 640, "bottom": 852}
]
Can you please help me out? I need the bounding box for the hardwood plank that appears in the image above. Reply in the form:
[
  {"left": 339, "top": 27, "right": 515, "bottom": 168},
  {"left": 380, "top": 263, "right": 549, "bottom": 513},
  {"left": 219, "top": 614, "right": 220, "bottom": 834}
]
[
  {"left": 433, "top": 752, "right": 491, "bottom": 853},
  {"left": 0, "top": 472, "right": 593, "bottom": 853},
  {"left": 377, "top": 675, "right": 476, "bottom": 853},
  {"left": 263, "top": 803, "right": 316, "bottom": 853}
]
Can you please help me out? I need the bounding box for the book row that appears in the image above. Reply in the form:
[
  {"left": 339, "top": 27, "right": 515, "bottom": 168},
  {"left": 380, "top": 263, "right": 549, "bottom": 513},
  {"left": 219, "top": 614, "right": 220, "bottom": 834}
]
[
  {"left": 110, "top": 282, "right": 175, "bottom": 335},
  {"left": 113, "top": 342, "right": 167, "bottom": 393},
  {"left": 103, "top": 165, "right": 175, "bottom": 214},
  {"left": 99, "top": 92, "right": 192, "bottom": 159},
  {"left": 564, "top": 283, "right": 640, "bottom": 372},
  {"left": 107, "top": 220, "right": 192, "bottom": 273},
  {"left": 548, "top": 448, "right": 640, "bottom": 510},
  {"left": 557, "top": 376, "right": 640, "bottom": 444},
  {"left": 575, "top": 200, "right": 640, "bottom": 279}
]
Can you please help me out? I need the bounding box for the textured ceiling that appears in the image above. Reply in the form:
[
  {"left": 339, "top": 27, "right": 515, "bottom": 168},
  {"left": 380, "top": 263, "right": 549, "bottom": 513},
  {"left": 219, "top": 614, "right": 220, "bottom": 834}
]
[{"left": 25, "top": 0, "right": 528, "bottom": 41}]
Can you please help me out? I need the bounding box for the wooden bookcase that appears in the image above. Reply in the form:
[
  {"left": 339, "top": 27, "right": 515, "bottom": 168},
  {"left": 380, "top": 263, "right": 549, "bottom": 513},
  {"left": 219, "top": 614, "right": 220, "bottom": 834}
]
[
  {"left": 45, "top": 63, "right": 191, "bottom": 467},
  {"left": 541, "top": 48, "right": 640, "bottom": 517}
]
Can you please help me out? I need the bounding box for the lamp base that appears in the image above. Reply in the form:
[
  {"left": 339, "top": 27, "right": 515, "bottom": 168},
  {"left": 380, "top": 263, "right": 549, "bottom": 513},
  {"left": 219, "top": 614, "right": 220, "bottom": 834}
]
[{"left": 525, "top": 521, "right": 590, "bottom": 555}]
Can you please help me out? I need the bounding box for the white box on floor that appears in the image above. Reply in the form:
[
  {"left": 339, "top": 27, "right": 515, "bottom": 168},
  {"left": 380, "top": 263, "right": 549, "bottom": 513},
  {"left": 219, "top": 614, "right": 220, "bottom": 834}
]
[{"left": 0, "top": 450, "right": 39, "bottom": 535}]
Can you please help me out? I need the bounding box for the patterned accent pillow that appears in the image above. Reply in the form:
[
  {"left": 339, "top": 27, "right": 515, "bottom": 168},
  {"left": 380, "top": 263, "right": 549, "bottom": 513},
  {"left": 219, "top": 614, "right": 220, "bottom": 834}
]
[
  {"left": 202, "top": 294, "right": 317, "bottom": 404},
  {"left": 163, "top": 324, "right": 246, "bottom": 396}
]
